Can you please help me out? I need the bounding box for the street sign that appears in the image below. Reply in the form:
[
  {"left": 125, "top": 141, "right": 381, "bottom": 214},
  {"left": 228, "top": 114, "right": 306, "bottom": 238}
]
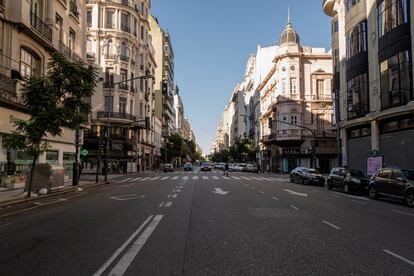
[{"left": 81, "top": 149, "right": 89, "bottom": 156}]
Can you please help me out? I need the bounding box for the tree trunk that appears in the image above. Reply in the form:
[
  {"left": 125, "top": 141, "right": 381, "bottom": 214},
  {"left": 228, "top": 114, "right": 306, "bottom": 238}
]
[{"left": 27, "top": 153, "right": 38, "bottom": 198}]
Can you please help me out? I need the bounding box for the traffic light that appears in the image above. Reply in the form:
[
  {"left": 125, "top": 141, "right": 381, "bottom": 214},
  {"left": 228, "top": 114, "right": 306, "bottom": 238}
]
[
  {"left": 99, "top": 139, "right": 106, "bottom": 155},
  {"left": 145, "top": 117, "right": 150, "bottom": 129}
]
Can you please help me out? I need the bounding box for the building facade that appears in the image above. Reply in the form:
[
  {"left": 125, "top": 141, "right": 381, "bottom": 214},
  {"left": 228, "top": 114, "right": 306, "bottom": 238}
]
[
  {"left": 82, "top": 0, "right": 155, "bottom": 174},
  {"left": 0, "top": 0, "right": 86, "bottom": 188},
  {"left": 323, "top": 0, "right": 414, "bottom": 174}
]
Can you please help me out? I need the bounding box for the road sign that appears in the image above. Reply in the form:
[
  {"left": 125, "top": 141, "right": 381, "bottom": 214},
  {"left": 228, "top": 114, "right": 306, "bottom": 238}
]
[{"left": 81, "top": 149, "right": 89, "bottom": 156}]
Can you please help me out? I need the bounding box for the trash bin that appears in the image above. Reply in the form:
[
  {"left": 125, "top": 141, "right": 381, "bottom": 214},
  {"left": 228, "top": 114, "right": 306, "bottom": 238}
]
[{"left": 26, "top": 163, "right": 65, "bottom": 193}]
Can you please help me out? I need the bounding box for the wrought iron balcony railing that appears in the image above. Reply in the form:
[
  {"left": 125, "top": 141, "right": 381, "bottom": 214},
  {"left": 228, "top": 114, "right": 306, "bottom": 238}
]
[
  {"left": 58, "top": 41, "right": 82, "bottom": 63},
  {"left": 0, "top": 73, "right": 22, "bottom": 106},
  {"left": 97, "top": 111, "right": 136, "bottom": 121},
  {"left": 118, "top": 83, "right": 129, "bottom": 91},
  {"left": 119, "top": 55, "right": 129, "bottom": 62},
  {"left": 30, "top": 12, "right": 52, "bottom": 42}
]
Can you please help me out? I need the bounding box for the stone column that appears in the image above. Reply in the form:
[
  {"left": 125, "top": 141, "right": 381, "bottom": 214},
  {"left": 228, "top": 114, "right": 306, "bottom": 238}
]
[{"left": 371, "top": 120, "right": 380, "bottom": 152}]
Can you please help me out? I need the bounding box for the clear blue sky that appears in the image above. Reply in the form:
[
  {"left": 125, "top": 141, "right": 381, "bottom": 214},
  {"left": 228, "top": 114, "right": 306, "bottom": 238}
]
[{"left": 151, "top": 0, "right": 332, "bottom": 154}]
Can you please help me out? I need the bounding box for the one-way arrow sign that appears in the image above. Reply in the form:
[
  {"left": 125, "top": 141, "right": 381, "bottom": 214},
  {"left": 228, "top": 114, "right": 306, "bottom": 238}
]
[
  {"left": 283, "top": 189, "right": 308, "bottom": 197},
  {"left": 212, "top": 188, "right": 229, "bottom": 195}
]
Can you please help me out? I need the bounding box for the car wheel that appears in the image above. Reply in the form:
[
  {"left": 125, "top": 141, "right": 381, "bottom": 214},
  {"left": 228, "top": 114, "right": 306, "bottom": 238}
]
[
  {"left": 405, "top": 191, "right": 414, "bottom": 208},
  {"left": 344, "top": 183, "right": 351, "bottom": 194},
  {"left": 369, "top": 185, "right": 378, "bottom": 199},
  {"left": 290, "top": 176, "right": 294, "bottom": 183},
  {"left": 327, "top": 180, "right": 333, "bottom": 190}
]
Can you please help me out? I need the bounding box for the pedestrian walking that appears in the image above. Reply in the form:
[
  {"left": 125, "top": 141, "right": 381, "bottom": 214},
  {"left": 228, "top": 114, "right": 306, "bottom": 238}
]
[
  {"left": 224, "top": 162, "right": 229, "bottom": 177},
  {"left": 257, "top": 164, "right": 262, "bottom": 174}
]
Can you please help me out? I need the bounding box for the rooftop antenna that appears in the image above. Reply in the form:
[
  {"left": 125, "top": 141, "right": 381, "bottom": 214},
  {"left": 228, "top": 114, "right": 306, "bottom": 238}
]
[{"left": 288, "top": 6, "right": 291, "bottom": 24}]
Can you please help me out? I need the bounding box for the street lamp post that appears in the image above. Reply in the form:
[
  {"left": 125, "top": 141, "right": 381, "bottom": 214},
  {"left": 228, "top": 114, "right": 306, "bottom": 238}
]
[{"left": 103, "top": 73, "right": 153, "bottom": 183}]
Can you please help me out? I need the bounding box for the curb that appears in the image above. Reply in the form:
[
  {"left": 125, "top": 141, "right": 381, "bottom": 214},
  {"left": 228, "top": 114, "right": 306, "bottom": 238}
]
[{"left": 0, "top": 181, "right": 109, "bottom": 209}]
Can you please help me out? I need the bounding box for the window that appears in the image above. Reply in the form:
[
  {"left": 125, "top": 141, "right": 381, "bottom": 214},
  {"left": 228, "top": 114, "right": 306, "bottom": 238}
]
[
  {"left": 282, "top": 79, "right": 287, "bottom": 94},
  {"left": 120, "top": 69, "right": 128, "bottom": 86},
  {"left": 86, "top": 10, "right": 92, "bottom": 27},
  {"left": 141, "top": 25, "right": 144, "bottom": 39},
  {"left": 104, "top": 96, "right": 113, "bottom": 112},
  {"left": 106, "top": 10, "right": 115, "bottom": 29},
  {"left": 316, "top": 114, "right": 324, "bottom": 132},
  {"left": 290, "top": 78, "right": 297, "bottom": 95},
  {"left": 119, "top": 97, "right": 127, "bottom": 114},
  {"left": 347, "top": 73, "right": 369, "bottom": 119},
  {"left": 316, "top": 79, "right": 324, "bottom": 98},
  {"left": 20, "top": 48, "right": 40, "bottom": 78},
  {"left": 130, "top": 100, "right": 134, "bottom": 114},
  {"left": 69, "top": 28, "right": 75, "bottom": 51},
  {"left": 141, "top": 2, "right": 145, "bottom": 16},
  {"left": 333, "top": 49, "right": 340, "bottom": 73},
  {"left": 120, "top": 41, "right": 128, "bottom": 61},
  {"left": 291, "top": 115, "right": 298, "bottom": 125},
  {"left": 346, "top": 21, "right": 367, "bottom": 60},
  {"left": 104, "top": 39, "right": 114, "bottom": 59},
  {"left": 131, "top": 73, "right": 134, "bottom": 90},
  {"left": 121, "top": 13, "right": 130, "bottom": 32},
  {"left": 105, "top": 67, "right": 114, "bottom": 84},
  {"left": 378, "top": 0, "right": 409, "bottom": 37},
  {"left": 140, "top": 78, "right": 144, "bottom": 91},
  {"left": 378, "top": 169, "right": 392, "bottom": 179},
  {"left": 380, "top": 50, "right": 412, "bottom": 109},
  {"left": 55, "top": 14, "right": 63, "bottom": 42},
  {"left": 332, "top": 19, "right": 338, "bottom": 35},
  {"left": 392, "top": 170, "right": 404, "bottom": 180},
  {"left": 140, "top": 102, "right": 143, "bottom": 117},
  {"left": 46, "top": 151, "right": 59, "bottom": 164},
  {"left": 345, "top": 0, "right": 362, "bottom": 13},
  {"left": 86, "top": 37, "right": 94, "bottom": 58}
]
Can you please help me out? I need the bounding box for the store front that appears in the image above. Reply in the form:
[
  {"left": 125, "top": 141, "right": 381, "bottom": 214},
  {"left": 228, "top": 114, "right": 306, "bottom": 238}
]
[{"left": 346, "top": 125, "right": 371, "bottom": 173}]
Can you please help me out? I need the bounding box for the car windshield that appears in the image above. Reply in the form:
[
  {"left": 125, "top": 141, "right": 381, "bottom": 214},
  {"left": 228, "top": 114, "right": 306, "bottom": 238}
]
[
  {"left": 303, "top": 168, "right": 319, "bottom": 174},
  {"left": 402, "top": 170, "right": 414, "bottom": 181},
  {"left": 349, "top": 169, "right": 365, "bottom": 178}
]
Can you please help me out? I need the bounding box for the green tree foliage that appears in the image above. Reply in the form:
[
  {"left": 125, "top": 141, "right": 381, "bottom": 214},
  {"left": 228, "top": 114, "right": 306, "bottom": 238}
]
[
  {"left": 213, "top": 137, "right": 256, "bottom": 163},
  {"left": 6, "top": 53, "right": 97, "bottom": 196},
  {"left": 161, "top": 133, "right": 201, "bottom": 163}
]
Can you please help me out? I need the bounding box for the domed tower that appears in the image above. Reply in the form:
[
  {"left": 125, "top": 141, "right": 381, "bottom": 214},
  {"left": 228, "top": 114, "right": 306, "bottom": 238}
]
[{"left": 279, "top": 8, "right": 300, "bottom": 46}]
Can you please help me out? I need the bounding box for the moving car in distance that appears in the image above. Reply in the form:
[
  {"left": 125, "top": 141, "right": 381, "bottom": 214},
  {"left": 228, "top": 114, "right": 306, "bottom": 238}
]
[
  {"left": 327, "top": 168, "right": 369, "bottom": 194},
  {"left": 368, "top": 167, "right": 414, "bottom": 207},
  {"left": 290, "top": 167, "right": 325, "bottom": 186},
  {"left": 245, "top": 164, "right": 259, "bottom": 173},
  {"left": 183, "top": 162, "right": 193, "bottom": 171},
  {"left": 200, "top": 162, "right": 213, "bottom": 172},
  {"left": 164, "top": 163, "right": 174, "bottom": 173}
]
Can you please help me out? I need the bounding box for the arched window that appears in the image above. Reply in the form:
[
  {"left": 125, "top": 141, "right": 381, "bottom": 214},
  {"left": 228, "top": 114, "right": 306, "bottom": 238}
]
[
  {"left": 20, "top": 47, "right": 41, "bottom": 77},
  {"left": 120, "top": 41, "right": 128, "bottom": 61},
  {"left": 105, "top": 39, "right": 114, "bottom": 59}
]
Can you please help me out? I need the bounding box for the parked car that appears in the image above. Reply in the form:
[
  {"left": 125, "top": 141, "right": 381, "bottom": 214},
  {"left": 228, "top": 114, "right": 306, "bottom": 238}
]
[
  {"left": 164, "top": 163, "right": 174, "bottom": 172},
  {"left": 183, "top": 162, "right": 193, "bottom": 171},
  {"left": 246, "top": 164, "right": 259, "bottom": 173},
  {"left": 368, "top": 167, "right": 414, "bottom": 207},
  {"left": 327, "top": 167, "right": 369, "bottom": 194},
  {"left": 234, "top": 163, "right": 247, "bottom": 172},
  {"left": 200, "top": 162, "right": 213, "bottom": 172},
  {"left": 290, "top": 167, "right": 325, "bottom": 186},
  {"left": 229, "top": 164, "right": 236, "bottom": 172}
]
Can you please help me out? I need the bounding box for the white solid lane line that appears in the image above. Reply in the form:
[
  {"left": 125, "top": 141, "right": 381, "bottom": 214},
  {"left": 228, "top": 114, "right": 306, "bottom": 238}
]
[
  {"left": 130, "top": 177, "right": 142, "bottom": 182},
  {"left": 272, "top": 196, "right": 279, "bottom": 201},
  {"left": 382, "top": 249, "right": 414, "bottom": 266},
  {"left": 193, "top": 176, "right": 199, "bottom": 180},
  {"left": 333, "top": 191, "right": 369, "bottom": 201},
  {"left": 212, "top": 176, "right": 220, "bottom": 180},
  {"left": 149, "top": 177, "right": 160, "bottom": 181},
  {"left": 108, "top": 215, "right": 164, "bottom": 276},
  {"left": 322, "top": 220, "right": 341, "bottom": 230},
  {"left": 158, "top": 202, "right": 165, "bottom": 207},
  {"left": 164, "top": 202, "right": 173, "bottom": 207},
  {"left": 160, "top": 177, "right": 170, "bottom": 180},
  {"left": 222, "top": 177, "right": 231, "bottom": 180},
  {"left": 172, "top": 194, "right": 178, "bottom": 198},
  {"left": 140, "top": 177, "right": 150, "bottom": 181},
  {"left": 259, "top": 177, "right": 272, "bottom": 181},
  {"left": 392, "top": 209, "right": 414, "bottom": 217},
  {"left": 231, "top": 176, "right": 241, "bottom": 180},
  {"left": 183, "top": 176, "right": 189, "bottom": 180},
  {"left": 251, "top": 177, "right": 263, "bottom": 181},
  {"left": 93, "top": 215, "right": 154, "bottom": 276},
  {"left": 172, "top": 176, "right": 179, "bottom": 180},
  {"left": 202, "top": 176, "right": 209, "bottom": 180},
  {"left": 290, "top": 205, "right": 299, "bottom": 210},
  {"left": 120, "top": 178, "right": 133, "bottom": 182}
]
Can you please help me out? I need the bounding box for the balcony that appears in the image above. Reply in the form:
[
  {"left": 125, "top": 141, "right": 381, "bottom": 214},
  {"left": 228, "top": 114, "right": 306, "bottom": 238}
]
[
  {"left": 86, "top": 52, "right": 96, "bottom": 60},
  {"left": 97, "top": 111, "right": 136, "bottom": 121},
  {"left": 30, "top": 12, "right": 52, "bottom": 42},
  {"left": 119, "top": 55, "right": 129, "bottom": 62},
  {"left": 104, "top": 53, "right": 116, "bottom": 60},
  {"left": 313, "top": 94, "right": 332, "bottom": 101},
  {"left": 103, "top": 82, "right": 114, "bottom": 89},
  {"left": 322, "top": 0, "right": 335, "bottom": 16},
  {"left": 58, "top": 41, "right": 83, "bottom": 63},
  {"left": 0, "top": 73, "right": 23, "bottom": 107},
  {"left": 69, "top": 1, "right": 80, "bottom": 19},
  {"left": 118, "top": 83, "right": 129, "bottom": 91}
]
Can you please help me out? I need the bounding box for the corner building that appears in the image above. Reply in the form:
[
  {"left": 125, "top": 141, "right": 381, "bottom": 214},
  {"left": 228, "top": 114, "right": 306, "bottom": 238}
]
[
  {"left": 83, "top": 0, "right": 156, "bottom": 173},
  {"left": 323, "top": 0, "right": 414, "bottom": 173}
]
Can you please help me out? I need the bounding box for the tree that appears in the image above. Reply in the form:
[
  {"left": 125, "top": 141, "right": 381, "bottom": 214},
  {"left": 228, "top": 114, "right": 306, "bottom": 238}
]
[{"left": 6, "top": 53, "right": 97, "bottom": 197}]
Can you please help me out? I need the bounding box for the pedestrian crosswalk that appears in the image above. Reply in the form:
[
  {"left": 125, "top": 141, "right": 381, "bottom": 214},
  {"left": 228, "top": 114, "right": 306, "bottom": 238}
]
[{"left": 80, "top": 173, "right": 288, "bottom": 183}]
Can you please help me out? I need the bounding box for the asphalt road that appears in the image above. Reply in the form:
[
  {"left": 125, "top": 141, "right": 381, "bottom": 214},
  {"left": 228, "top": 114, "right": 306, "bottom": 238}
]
[{"left": 0, "top": 170, "right": 413, "bottom": 275}]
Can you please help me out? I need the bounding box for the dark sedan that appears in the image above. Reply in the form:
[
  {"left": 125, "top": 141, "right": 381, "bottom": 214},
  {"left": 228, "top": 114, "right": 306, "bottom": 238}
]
[
  {"left": 200, "top": 162, "right": 212, "bottom": 172},
  {"left": 183, "top": 162, "right": 193, "bottom": 171},
  {"left": 290, "top": 167, "right": 325, "bottom": 186},
  {"left": 327, "top": 168, "right": 369, "bottom": 194}
]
